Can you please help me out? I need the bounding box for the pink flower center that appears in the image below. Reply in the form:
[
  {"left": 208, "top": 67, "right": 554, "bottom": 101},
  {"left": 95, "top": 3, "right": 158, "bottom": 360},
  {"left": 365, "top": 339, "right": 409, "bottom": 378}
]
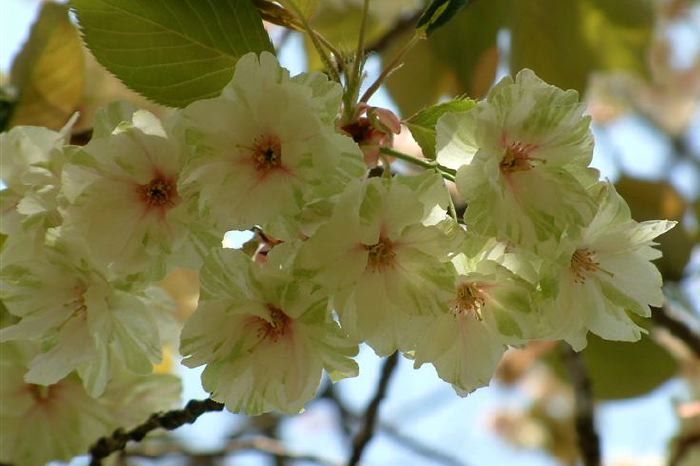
[
  {"left": 451, "top": 282, "right": 485, "bottom": 319},
  {"left": 140, "top": 176, "right": 177, "bottom": 208},
  {"left": 255, "top": 305, "right": 292, "bottom": 343},
  {"left": 365, "top": 237, "right": 396, "bottom": 272},
  {"left": 500, "top": 141, "right": 543, "bottom": 174},
  {"left": 26, "top": 383, "right": 59, "bottom": 406},
  {"left": 252, "top": 135, "right": 282, "bottom": 173}
]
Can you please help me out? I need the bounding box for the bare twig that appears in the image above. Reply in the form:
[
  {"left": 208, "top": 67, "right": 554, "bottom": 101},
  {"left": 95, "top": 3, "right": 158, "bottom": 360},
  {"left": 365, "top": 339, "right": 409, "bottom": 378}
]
[
  {"left": 127, "top": 436, "right": 343, "bottom": 466},
  {"left": 561, "top": 345, "right": 601, "bottom": 466},
  {"left": 323, "top": 380, "right": 468, "bottom": 466},
  {"left": 380, "top": 422, "right": 469, "bottom": 466},
  {"left": 359, "top": 33, "right": 421, "bottom": 103},
  {"left": 365, "top": 11, "right": 423, "bottom": 54},
  {"left": 669, "top": 432, "right": 700, "bottom": 466},
  {"left": 347, "top": 352, "right": 400, "bottom": 466},
  {"left": 652, "top": 307, "right": 700, "bottom": 358},
  {"left": 87, "top": 398, "right": 224, "bottom": 466},
  {"left": 320, "top": 383, "right": 354, "bottom": 438}
]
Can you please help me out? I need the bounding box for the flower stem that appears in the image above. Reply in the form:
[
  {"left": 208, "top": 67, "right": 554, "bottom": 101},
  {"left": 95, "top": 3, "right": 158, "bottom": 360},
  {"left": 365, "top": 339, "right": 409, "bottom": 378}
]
[
  {"left": 343, "top": 0, "right": 371, "bottom": 122},
  {"left": 360, "top": 33, "right": 421, "bottom": 103},
  {"left": 352, "top": 0, "right": 370, "bottom": 82},
  {"left": 289, "top": 3, "right": 341, "bottom": 83},
  {"left": 445, "top": 182, "right": 459, "bottom": 222},
  {"left": 379, "top": 147, "right": 456, "bottom": 181}
]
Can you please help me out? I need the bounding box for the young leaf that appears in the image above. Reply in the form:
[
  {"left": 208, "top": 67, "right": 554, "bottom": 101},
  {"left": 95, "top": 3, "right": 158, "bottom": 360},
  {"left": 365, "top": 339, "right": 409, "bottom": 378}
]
[
  {"left": 385, "top": 0, "right": 508, "bottom": 116},
  {"left": 405, "top": 97, "right": 475, "bottom": 159},
  {"left": 71, "top": 0, "right": 273, "bottom": 107},
  {"left": 581, "top": 333, "right": 678, "bottom": 400},
  {"left": 416, "top": 0, "right": 469, "bottom": 36},
  {"left": 510, "top": 0, "right": 653, "bottom": 92},
  {"left": 10, "top": 2, "right": 85, "bottom": 130},
  {"left": 278, "top": 0, "right": 319, "bottom": 20}
]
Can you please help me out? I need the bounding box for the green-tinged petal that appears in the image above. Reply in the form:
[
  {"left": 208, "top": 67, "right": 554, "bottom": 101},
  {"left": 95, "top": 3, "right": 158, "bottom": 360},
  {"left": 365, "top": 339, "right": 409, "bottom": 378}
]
[
  {"left": 177, "top": 52, "right": 361, "bottom": 238},
  {"left": 540, "top": 184, "right": 672, "bottom": 348},
  {"left": 180, "top": 248, "right": 357, "bottom": 414},
  {"left": 437, "top": 69, "right": 597, "bottom": 251}
]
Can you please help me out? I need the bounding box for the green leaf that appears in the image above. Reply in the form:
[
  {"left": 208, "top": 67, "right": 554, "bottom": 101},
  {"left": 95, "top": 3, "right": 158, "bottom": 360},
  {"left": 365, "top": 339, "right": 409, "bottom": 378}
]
[
  {"left": 510, "top": 0, "right": 654, "bottom": 92},
  {"left": 385, "top": 0, "right": 507, "bottom": 116},
  {"left": 279, "top": 0, "right": 319, "bottom": 19},
  {"left": 405, "top": 97, "right": 476, "bottom": 159},
  {"left": 428, "top": 0, "right": 508, "bottom": 98},
  {"left": 580, "top": 333, "right": 678, "bottom": 400},
  {"left": 9, "top": 2, "right": 84, "bottom": 130},
  {"left": 71, "top": 0, "right": 273, "bottom": 107},
  {"left": 416, "top": 0, "right": 469, "bottom": 36},
  {"left": 302, "top": 2, "right": 385, "bottom": 71},
  {"left": 382, "top": 28, "right": 455, "bottom": 116},
  {"left": 616, "top": 177, "right": 694, "bottom": 281}
]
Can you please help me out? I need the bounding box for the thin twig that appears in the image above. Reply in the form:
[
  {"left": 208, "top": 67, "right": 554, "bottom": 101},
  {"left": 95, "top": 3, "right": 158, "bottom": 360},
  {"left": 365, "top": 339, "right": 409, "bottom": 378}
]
[
  {"left": 352, "top": 0, "right": 371, "bottom": 82},
  {"left": 366, "top": 11, "right": 423, "bottom": 54},
  {"left": 669, "top": 432, "right": 700, "bottom": 466},
  {"left": 380, "top": 422, "right": 469, "bottom": 466},
  {"left": 127, "top": 436, "right": 342, "bottom": 466},
  {"left": 360, "top": 33, "right": 421, "bottom": 103},
  {"left": 379, "top": 147, "right": 456, "bottom": 181},
  {"left": 320, "top": 383, "right": 354, "bottom": 438},
  {"left": 321, "top": 383, "right": 469, "bottom": 466},
  {"left": 561, "top": 345, "right": 601, "bottom": 466},
  {"left": 285, "top": 2, "right": 341, "bottom": 83},
  {"left": 260, "top": 413, "right": 286, "bottom": 466},
  {"left": 347, "top": 352, "right": 400, "bottom": 466},
  {"left": 87, "top": 398, "right": 224, "bottom": 466},
  {"left": 652, "top": 306, "right": 700, "bottom": 358},
  {"left": 274, "top": 27, "right": 293, "bottom": 51}
]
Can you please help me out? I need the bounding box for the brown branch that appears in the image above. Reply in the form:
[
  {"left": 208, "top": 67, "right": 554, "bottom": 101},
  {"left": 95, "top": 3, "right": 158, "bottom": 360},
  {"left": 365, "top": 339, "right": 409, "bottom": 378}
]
[
  {"left": 347, "top": 352, "right": 400, "bottom": 466},
  {"left": 366, "top": 11, "right": 422, "bottom": 54},
  {"left": 669, "top": 432, "right": 700, "bottom": 466},
  {"left": 87, "top": 397, "right": 224, "bottom": 466},
  {"left": 127, "top": 436, "right": 342, "bottom": 466},
  {"left": 652, "top": 307, "right": 700, "bottom": 358},
  {"left": 323, "top": 380, "right": 467, "bottom": 466},
  {"left": 320, "top": 383, "right": 355, "bottom": 438},
  {"left": 561, "top": 345, "right": 601, "bottom": 466},
  {"left": 379, "top": 422, "right": 470, "bottom": 466}
]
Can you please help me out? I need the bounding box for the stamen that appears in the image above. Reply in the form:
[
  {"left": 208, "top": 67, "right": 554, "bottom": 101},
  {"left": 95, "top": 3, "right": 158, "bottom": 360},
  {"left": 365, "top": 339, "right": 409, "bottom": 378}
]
[
  {"left": 570, "top": 248, "right": 614, "bottom": 284},
  {"left": 255, "top": 305, "right": 291, "bottom": 343},
  {"left": 140, "top": 176, "right": 177, "bottom": 207},
  {"left": 64, "top": 283, "right": 88, "bottom": 319},
  {"left": 365, "top": 237, "right": 396, "bottom": 272},
  {"left": 451, "top": 282, "right": 485, "bottom": 320},
  {"left": 252, "top": 135, "right": 282, "bottom": 173},
  {"left": 500, "top": 141, "right": 544, "bottom": 173}
]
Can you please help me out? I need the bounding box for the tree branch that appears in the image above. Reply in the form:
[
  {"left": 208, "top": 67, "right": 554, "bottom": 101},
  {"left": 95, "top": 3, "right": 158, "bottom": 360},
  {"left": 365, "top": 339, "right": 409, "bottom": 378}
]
[
  {"left": 669, "top": 432, "right": 700, "bottom": 466},
  {"left": 652, "top": 306, "right": 700, "bottom": 358},
  {"left": 127, "top": 436, "right": 343, "bottom": 466},
  {"left": 366, "top": 11, "right": 422, "bottom": 55},
  {"left": 379, "top": 422, "right": 470, "bottom": 466},
  {"left": 561, "top": 345, "right": 601, "bottom": 466},
  {"left": 323, "top": 382, "right": 469, "bottom": 466},
  {"left": 347, "top": 352, "right": 400, "bottom": 466},
  {"left": 87, "top": 397, "right": 224, "bottom": 466}
]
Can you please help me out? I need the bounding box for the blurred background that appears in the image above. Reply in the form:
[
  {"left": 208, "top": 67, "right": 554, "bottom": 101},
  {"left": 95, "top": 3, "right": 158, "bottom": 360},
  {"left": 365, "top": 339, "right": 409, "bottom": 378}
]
[{"left": 1, "top": 1, "right": 699, "bottom": 465}]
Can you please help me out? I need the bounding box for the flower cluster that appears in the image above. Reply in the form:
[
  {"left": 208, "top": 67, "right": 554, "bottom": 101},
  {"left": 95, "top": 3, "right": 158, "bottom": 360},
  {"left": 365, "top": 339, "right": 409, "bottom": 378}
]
[{"left": 0, "top": 52, "right": 674, "bottom": 464}]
